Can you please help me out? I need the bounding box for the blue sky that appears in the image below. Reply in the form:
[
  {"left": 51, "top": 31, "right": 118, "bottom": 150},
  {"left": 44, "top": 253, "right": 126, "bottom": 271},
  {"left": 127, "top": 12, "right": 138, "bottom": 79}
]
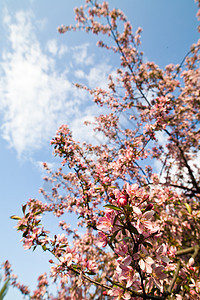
[{"left": 0, "top": 0, "right": 198, "bottom": 298}]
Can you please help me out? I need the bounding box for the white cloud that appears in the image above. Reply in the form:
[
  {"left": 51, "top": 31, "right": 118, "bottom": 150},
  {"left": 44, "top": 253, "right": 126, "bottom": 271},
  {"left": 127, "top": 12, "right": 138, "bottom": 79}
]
[
  {"left": 0, "top": 9, "right": 115, "bottom": 160},
  {"left": 58, "top": 44, "right": 68, "bottom": 57},
  {"left": 74, "top": 69, "right": 85, "bottom": 79},
  {"left": 33, "top": 160, "right": 60, "bottom": 176},
  {"left": 0, "top": 10, "right": 88, "bottom": 158},
  {"left": 72, "top": 44, "right": 94, "bottom": 66},
  {"left": 87, "top": 63, "right": 112, "bottom": 89},
  {"left": 74, "top": 62, "right": 113, "bottom": 89},
  {"left": 70, "top": 106, "right": 107, "bottom": 145},
  {"left": 46, "top": 39, "right": 58, "bottom": 56}
]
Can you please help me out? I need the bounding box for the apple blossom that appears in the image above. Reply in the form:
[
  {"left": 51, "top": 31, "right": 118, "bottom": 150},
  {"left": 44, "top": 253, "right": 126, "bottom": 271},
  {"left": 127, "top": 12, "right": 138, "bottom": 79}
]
[{"left": 2, "top": 0, "right": 200, "bottom": 299}]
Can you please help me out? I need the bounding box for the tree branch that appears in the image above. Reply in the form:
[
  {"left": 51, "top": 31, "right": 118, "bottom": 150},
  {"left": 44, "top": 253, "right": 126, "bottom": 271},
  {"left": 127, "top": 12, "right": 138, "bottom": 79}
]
[
  {"left": 176, "top": 245, "right": 200, "bottom": 257},
  {"left": 167, "top": 261, "right": 181, "bottom": 294}
]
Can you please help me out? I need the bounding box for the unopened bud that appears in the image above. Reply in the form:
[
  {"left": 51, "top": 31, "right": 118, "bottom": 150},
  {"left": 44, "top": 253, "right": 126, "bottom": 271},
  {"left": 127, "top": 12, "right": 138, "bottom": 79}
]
[
  {"left": 103, "top": 291, "right": 107, "bottom": 295},
  {"left": 145, "top": 203, "right": 154, "bottom": 211},
  {"left": 143, "top": 194, "right": 149, "bottom": 201},
  {"left": 117, "top": 194, "right": 127, "bottom": 207},
  {"left": 109, "top": 192, "right": 115, "bottom": 199}
]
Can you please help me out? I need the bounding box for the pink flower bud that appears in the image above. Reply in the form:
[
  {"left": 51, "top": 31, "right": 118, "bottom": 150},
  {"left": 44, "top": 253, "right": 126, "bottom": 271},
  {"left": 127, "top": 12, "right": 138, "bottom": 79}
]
[
  {"left": 117, "top": 194, "right": 127, "bottom": 207},
  {"left": 143, "top": 194, "right": 149, "bottom": 201},
  {"left": 145, "top": 203, "right": 154, "bottom": 211},
  {"left": 103, "top": 291, "right": 107, "bottom": 295}
]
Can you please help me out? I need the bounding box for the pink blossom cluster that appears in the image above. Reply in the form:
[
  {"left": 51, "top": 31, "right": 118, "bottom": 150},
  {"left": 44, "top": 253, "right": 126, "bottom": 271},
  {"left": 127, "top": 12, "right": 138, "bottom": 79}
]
[
  {"left": 96, "top": 184, "right": 169, "bottom": 298},
  {"left": 3, "top": 0, "right": 200, "bottom": 299}
]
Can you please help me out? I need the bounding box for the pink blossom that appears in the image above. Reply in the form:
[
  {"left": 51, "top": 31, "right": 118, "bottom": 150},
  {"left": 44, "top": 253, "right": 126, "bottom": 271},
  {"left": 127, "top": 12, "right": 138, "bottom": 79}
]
[
  {"left": 86, "top": 260, "right": 97, "bottom": 273},
  {"left": 175, "top": 295, "right": 182, "bottom": 300},
  {"left": 116, "top": 255, "right": 139, "bottom": 288},
  {"left": 23, "top": 239, "right": 33, "bottom": 250},
  {"left": 125, "top": 183, "right": 140, "bottom": 199},
  {"left": 114, "top": 241, "right": 128, "bottom": 256},
  {"left": 149, "top": 264, "right": 167, "bottom": 292},
  {"left": 118, "top": 264, "right": 135, "bottom": 288},
  {"left": 107, "top": 287, "right": 131, "bottom": 299},
  {"left": 107, "top": 287, "right": 124, "bottom": 298},
  {"left": 97, "top": 212, "right": 114, "bottom": 231},
  {"left": 151, "top": 173, "right": 160, "bottom": 184},
  {"left": 134, "top": 245, "right": 154, "bottom": 273},
  {"left": 133, "top": 208, "right": 159, "bottom": 235},
  {"left": 60, "top": 253, "right": 73, "bottom": 267},
  {"left": 156, "top": 243, "right": 170, "bottom": 264},
  {"left": 97, "top": 231, "right": 108, "bottom": 247}
]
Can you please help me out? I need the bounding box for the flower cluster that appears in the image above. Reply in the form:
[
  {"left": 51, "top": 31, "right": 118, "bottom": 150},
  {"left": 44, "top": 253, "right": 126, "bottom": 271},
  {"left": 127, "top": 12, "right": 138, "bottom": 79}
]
[
  {"left": 3, "top": 0, "right": 200, "bottom": 299},
  {"left": 96, "top": 183, "right": 169, "bottom": 298}
]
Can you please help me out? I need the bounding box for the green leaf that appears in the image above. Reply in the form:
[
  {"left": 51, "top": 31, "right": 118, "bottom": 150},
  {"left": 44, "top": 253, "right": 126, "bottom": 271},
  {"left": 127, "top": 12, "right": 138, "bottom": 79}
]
[
  {"left": 103, "top": 204, "right": 121, "bottom": 211},
  {"left": 10, "top": 215, "right": 21, "bottom": 220},
  {"left": 94, "top": 187, "right": 102, "bottom": 190},
  {"left": 124, "top": 204, "right": 133, "bottom": 212},
  {"left": 34, "top": 211, "right": 42, "bottom": 216},
  {"left": 23, "top": 230, "right": 29, "bottom": 238},
  {"left": 184, "top": 203, "right": 192, "bottom": 214},
  {"left": 42, "top": 245, "right": 47, "bottom": 251},
  {"left": 86, "top": 270, "right": 96, "bottom": 275},
  {"left": 183, "top": 284, "right": 190, "bottom": 291},
  {"left": 113, "top": 214, "right": 119, "bottom": 226},
  {"left": 123, "top": 236, "right": 132, "bottom": 242},
  {"left": 0, "top": 277, "right": 10, "bottom": 300},
  {"left": 17, "top": 224, "right": 27, "bottom": 230},
  {"left": 22, "top": 204, "right": 27, "bottom": 215},
  {"left": 25, "top": 213, "right": 30, "bottom": 218}
]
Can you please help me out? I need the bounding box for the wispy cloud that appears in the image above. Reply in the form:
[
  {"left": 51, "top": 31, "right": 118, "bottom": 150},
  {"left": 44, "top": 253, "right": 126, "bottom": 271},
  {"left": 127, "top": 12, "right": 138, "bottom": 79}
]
[
  {"left": 0, "top": 10, "right": 74, "bottom": 157},
  {"left": 72, "top": 44, "right": 94, "bottom": 66},
  {"left": 0, "top": 9, "right": 113, "bottom": 159},
  {"left": 46, "top": 39, "right": 59, "bottom": 56}
]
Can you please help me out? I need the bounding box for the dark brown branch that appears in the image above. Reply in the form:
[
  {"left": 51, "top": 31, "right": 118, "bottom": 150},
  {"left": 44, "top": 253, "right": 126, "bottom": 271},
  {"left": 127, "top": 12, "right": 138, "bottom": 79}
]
[
  {"left": 106, "top": 16, "right": 151, "bottom": 107},
  {"left": 68, "top": 266, "right": 111, "bottom": 290},
  {"left": 164, "top": 128, "right": 200, "bottom": 194},
  {"left": 163, "top": 183, "right": 198, "bottom": 194},
  {"left": 167, "top": 261, "right": 181, "bottom": 294}
]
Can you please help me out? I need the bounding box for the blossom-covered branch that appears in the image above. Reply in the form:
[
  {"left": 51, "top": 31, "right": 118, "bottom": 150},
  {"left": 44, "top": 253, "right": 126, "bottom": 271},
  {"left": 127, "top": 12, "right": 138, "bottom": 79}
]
[{"left": 2, "top": 0, "right": 200, "bottom": 299}]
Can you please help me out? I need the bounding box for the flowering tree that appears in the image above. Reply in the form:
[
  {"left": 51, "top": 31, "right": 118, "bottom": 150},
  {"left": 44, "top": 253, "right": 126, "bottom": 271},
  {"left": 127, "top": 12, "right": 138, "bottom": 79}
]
[{"left": 3, "top": 0, "right": 200, "bottom": 299}]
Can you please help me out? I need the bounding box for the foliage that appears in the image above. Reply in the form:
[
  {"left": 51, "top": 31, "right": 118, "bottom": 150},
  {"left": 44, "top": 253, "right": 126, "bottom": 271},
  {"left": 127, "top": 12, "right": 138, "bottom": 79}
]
[
  {"left": 0, "top": 274, "right": 10, "bottom": 300},
  {"left": 3, "top": 0, "right": 200, "bottom": 299}
]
